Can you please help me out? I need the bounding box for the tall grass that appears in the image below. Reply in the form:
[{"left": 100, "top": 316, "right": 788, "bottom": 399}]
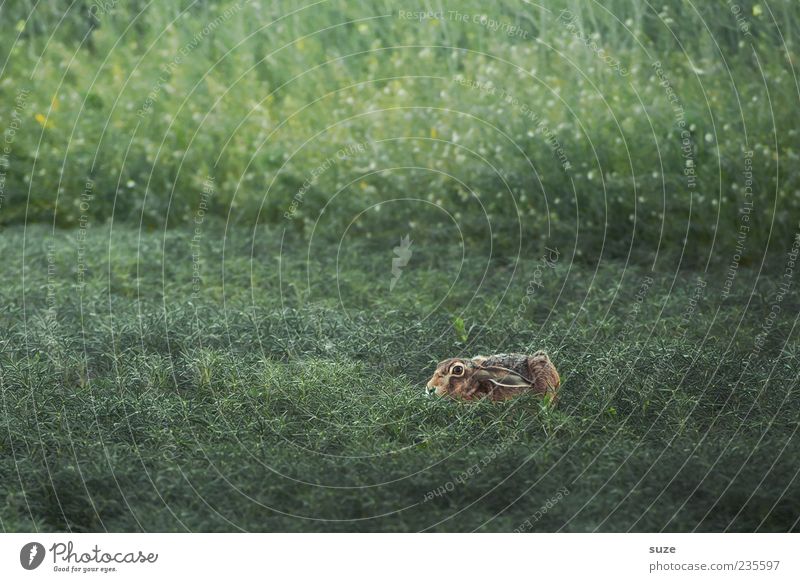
[{"left": 0, "top": 0, "right": 798, "bottom": 264}]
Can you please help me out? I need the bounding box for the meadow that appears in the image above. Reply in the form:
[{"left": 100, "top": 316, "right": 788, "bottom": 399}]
[
  {"left": 0, "top": 1, "right": 799, "bottom": 531},
  {"left": 1, "top": 224, "right": 798, "bottom": 532}
]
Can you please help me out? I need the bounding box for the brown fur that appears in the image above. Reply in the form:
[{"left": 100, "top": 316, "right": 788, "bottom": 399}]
[{"left": 426, "top": 351, "right": 561, "bottom": 404}]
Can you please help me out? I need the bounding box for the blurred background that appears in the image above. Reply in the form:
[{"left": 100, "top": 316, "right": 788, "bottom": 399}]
[{"left": 1, "top": 0, "right": 798, "bottom": 266}]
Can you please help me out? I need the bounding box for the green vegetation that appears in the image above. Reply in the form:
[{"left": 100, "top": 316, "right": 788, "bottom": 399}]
[
  {"left": 1, "top": 1, "right": 798, "bottom": 262},
  {"left": 1, "top": 225, "right": 798, "bottom": 531},
  {"left": 1, "top": 1, "right": 799, "bottom": 531}
]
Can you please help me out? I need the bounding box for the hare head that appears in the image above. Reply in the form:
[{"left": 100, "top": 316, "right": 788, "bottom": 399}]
[{"left": 425, "top": 358, "right": 482, "bottom": 399}]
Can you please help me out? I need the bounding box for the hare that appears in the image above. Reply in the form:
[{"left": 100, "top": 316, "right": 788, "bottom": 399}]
[{"left": 425, "top": 351, "right": 561, "bottom": 404}]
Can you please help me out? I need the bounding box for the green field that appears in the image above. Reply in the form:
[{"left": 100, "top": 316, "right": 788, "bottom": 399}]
[
  {"left": 1, "top": 225, "right": 798, "bottom": 531},
  {"left": 1, "top": 1, "right": 799, "bottom": 532}
]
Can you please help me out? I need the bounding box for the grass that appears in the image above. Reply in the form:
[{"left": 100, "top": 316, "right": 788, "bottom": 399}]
[
  {"left": 1, "top": 0, "right": 799, "bottom": 264},
  {"left": 1, "top": 0, "right": 799, "bottom": 533},
  {"left": 1, "top": 224, "right": 798, "bottom": 532}
]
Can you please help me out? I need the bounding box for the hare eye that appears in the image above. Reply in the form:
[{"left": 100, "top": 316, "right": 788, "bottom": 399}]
[{"left": 451, "top": 364, "right": 465, "bottom": 376}]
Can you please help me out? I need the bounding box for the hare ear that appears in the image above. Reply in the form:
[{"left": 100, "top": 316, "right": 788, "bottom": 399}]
[{"left": 475, "top": 368, "right": 530, "bottom": 389}]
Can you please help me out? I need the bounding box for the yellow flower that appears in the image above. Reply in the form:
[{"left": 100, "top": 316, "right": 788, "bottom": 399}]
[
  {"left": 34, "top": 113, "right": 54, "bottom": 129},
  {"left": 752, "top": 4, "right": 763, "bottom": 16},
  {"left": 430, "top": 127, "right": 438, "bottom": 139}
]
